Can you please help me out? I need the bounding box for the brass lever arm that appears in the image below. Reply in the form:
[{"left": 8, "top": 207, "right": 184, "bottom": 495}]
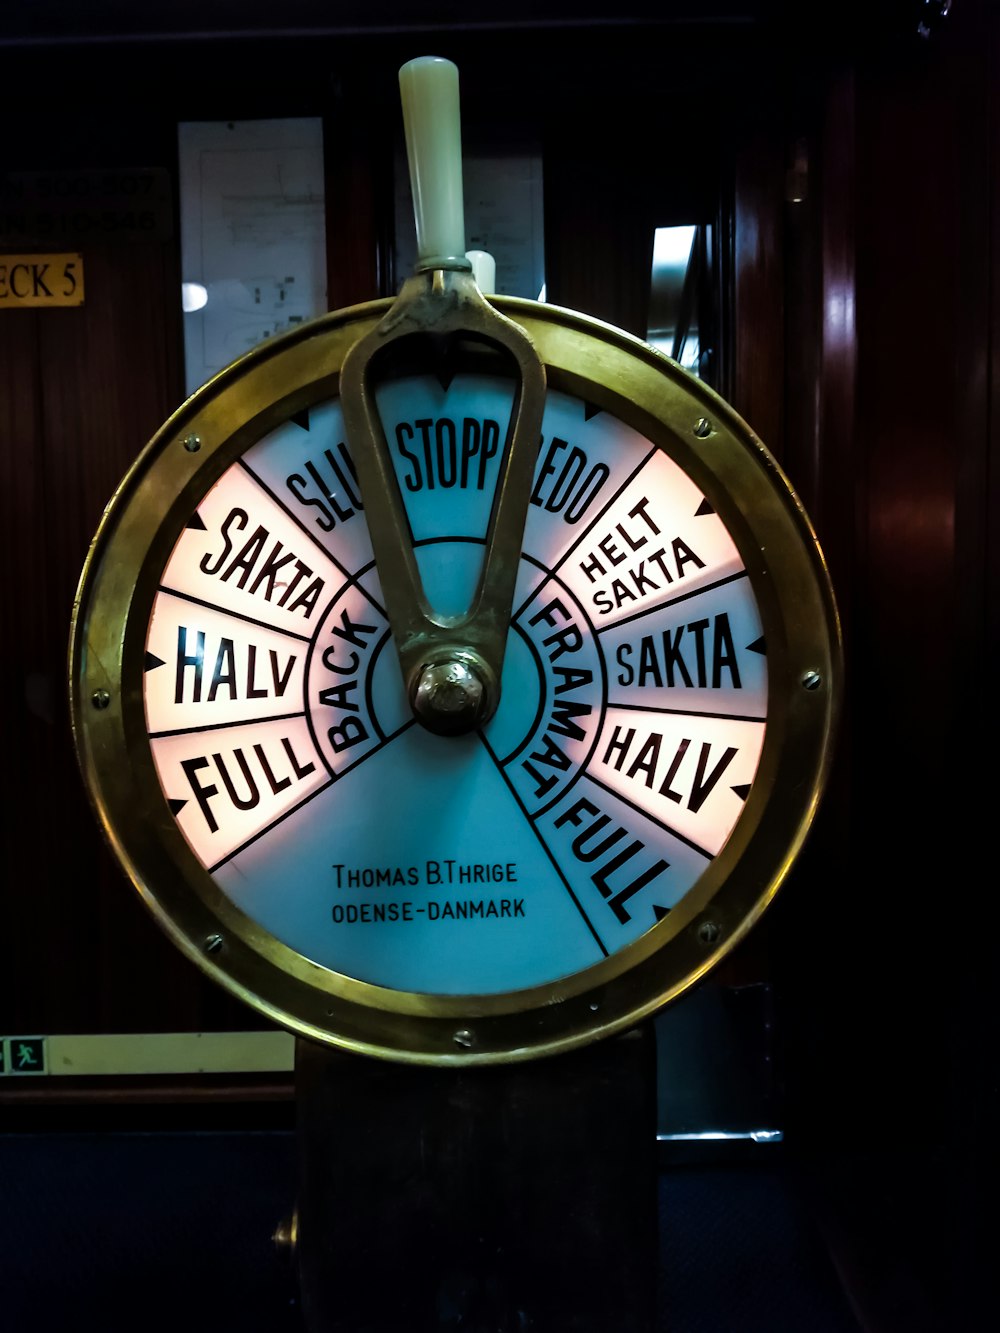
[{"left": 339, "top": 266, "right": 546, "bottom": 735}]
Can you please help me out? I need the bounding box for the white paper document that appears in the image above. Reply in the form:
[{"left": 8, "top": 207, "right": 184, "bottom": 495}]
[{"left": 179, "top": 118, "right": 327, "bottom": 396}]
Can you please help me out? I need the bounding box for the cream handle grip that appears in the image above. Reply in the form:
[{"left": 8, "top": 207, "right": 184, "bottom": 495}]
[{"left": 399, "top": 56, "right": 469, "bottom": 269}]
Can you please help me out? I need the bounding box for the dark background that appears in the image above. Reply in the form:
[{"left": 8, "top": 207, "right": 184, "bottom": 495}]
[{"left": 0, "top": 3, "right": 994, "bottom": 1330}]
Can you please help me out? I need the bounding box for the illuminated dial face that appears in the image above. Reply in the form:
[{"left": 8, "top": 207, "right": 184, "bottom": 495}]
[
  {"left": 71, "top": 299, "right": 839, "bottom": 1062},
  {"left": 144, "top": 375, "right": 766, "bottom": 996}
]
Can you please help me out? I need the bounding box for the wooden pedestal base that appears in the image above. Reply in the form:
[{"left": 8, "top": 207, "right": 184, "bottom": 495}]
[{"left": 295, "top": 1025, "right": 658, "bottom": 1333}]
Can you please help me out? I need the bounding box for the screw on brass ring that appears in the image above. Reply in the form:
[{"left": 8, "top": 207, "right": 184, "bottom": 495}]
[{"left": 697, "top": 920, "right": 721, "bottom": 946}]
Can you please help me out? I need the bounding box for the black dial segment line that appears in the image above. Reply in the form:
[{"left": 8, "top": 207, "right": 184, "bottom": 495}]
[
  {"left": 147, "top": 709, "right": 310, "bottom": 741},
  {"left": 204, "top": 770, "right": 332, "bottom": 875},
  {"left": 520, "top": 439, "right": 753, "bottom": 651},
  {"left": 144, "top": 568, "right": 327, "bottom": 853},
  {"left": 146, "top": 463, "right": 384, "bottom": 740},
  {"left": 595, "top": 569, "right": 766, "bottom": 725},
  {"left": 580, "top": 767, "right": 717, "bottom": 863},
  {"left": 152, "top": 585, "right": 314, "bottom": 645},
  {"left": 236, "top": 456, "right": 389, "bottom": 621},
  {"left": 511, "top": 443, "right": 657, "bottom": 624},
  {"left": 237, "top": 411, "right": 382, "bottom": 600},
  {"left": 147, "top": 589, "right": 399, "bottom": 847},
  {"left": 145, "top": 590, "right": 313, "bottom": 736},
  {"left": 606, "top": 702, "right": 767, "bottom": 725},
  {"left": 592, "top": 568, "right": 753, "bottom": 636},
  {"left": 361, "top": 626, "right": 398, "bottom": 745},
  {"left": 486, "top": 620, "right": 547, "bottom": 768},
  {"left": 301, "top": 581, "right": 394, "bottom": 768},
  {"left": 144, "top": 453, "right": 394, "bottom": 821},
  {"left": 406, "top": 541, "right": 607, "bottom": 788},
  {"left": 165, "top": 691, "right": 504, "bottom": 877},
  {"left": 517, "top": 453, "right": 752, "bottom": 645},
  {"left": 477, "top": 725, "right": 610, "bottom": 958},
  {"left": 499, "top": 549, "right": 609, "bottom": 820},
  {"left": 203, "top": 716, "right": 418, "bottom": 876}
]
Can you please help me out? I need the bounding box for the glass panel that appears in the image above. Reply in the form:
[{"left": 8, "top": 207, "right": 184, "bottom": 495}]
[{"left": 648, "top": 223, "right": 715, "bottom": 383}]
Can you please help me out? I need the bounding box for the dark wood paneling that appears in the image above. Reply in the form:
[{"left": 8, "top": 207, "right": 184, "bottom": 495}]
[
  {"left": 846, "top": 10, "right": 994, "bottom": 1322},
  {"left": 847, "top": 5, "right": 982, "bottom": 1138},
  {"left": 0, "top": 104, "right": 228, "bottom": 1039},
  {"left": 730, "top": 130, "right": 786, "bottom": 455},
  {"left": 762, "top": 64, "right": 859, "bottom": 1141},
  {"left": 325, "top": 71, "right": 397, "bottom": 308},
  {"left": 0, "top": 231, "right": 206, "bottom": 1037}
]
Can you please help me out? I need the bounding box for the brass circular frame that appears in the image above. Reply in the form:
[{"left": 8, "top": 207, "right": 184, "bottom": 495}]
[{"left": 69, "top": 296, "right": 842, "bottom": 1066}]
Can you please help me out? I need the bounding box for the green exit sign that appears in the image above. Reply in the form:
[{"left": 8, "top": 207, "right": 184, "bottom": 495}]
[{"left": 1, "top": 1036, "right": 47, "bottom": 1074}]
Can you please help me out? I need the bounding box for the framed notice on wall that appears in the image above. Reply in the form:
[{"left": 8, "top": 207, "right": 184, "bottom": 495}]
[{"left": 178, "top": 118, "right": 328, "bottom": 396}]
